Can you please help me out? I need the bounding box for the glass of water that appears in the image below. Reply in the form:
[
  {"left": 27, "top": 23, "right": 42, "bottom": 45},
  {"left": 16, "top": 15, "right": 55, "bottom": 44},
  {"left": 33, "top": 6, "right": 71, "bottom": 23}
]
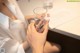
[{"left": 30, "top": 7, "right": 49, "bottom": 32}]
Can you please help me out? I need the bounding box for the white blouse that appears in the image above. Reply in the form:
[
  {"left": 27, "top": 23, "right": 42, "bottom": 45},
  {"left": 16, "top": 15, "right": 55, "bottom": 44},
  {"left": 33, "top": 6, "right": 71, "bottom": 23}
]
[{"left": 0, "top": 12, "right": 25, "bottom": 53}]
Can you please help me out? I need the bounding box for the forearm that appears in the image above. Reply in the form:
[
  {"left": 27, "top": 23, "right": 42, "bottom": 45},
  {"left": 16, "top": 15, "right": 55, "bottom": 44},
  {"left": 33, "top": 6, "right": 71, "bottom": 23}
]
[{"left": 22, "top": 41, "right": 29, "bottom": 50}]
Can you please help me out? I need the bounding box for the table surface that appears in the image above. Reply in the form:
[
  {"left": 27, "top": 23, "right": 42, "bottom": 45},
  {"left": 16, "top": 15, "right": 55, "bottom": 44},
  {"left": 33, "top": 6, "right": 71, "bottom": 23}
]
[{"left": 50, "top": 18, "right": 80, "bottom": 40}]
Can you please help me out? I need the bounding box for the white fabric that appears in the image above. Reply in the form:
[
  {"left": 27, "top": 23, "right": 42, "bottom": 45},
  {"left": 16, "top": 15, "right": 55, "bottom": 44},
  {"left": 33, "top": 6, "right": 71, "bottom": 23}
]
[
  {"left": 5, "top": 2, "right": 16, "bottom": 15},
  {"left": 4, "top": 0, "right": 26, "bottom": 25},
  {"left": 0, "top": 12, "right": 25, "bottom": 53},
  {"left": 0, "top": 37, "right": 10, "bottom": 48},
  {"left": 0, "top": 26, "right": 25, "bottom": 53},
  {"left": 9, "top": 20, "right": 26, "bottom": 43},
  {"left": 0, "top": 13, "right": 9, "bottom": 29},
  {"left": 17, "top": 44, "right": 25, "bottom": 53}
]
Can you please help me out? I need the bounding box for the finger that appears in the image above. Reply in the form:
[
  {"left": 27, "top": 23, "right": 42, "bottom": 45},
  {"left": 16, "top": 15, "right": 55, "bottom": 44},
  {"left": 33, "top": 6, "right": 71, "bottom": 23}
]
[
  {"left": 30, "top": 21, "right": 37, "bottom": 33},
  {"left": 27, "top": 30, "right": 29, "bottom": 36},
  {"left": 37, "top": 20, "right": 48, "bottom": 33},
  {"left": 27, "top": 24, "right": 32, "bottom": 34},
  {"left": 38, "top": 28, "right": 44, "bottom": 33},
  {"left": 27, "top": 30, "right": 32, "bottom": 42},
  {"left": 38, "top": 20, "right": 47, "bottom": 33},
  {"left": 43, "top": 21, "right": 49, "bottom": 34},
  {"left": 36, "top": 20, "right": 43, "bottom": 29}
]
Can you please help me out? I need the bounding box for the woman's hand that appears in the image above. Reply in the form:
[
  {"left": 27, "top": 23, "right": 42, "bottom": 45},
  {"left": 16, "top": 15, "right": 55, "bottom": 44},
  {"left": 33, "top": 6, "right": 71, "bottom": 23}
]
[{"left": 27, "top": 21, "right": 48, "bottom": 53}]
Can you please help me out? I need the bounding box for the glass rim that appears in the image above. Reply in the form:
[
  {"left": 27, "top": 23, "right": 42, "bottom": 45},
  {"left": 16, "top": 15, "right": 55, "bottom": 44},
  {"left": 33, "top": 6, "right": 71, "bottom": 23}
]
[{"left": 33, "top": 7, "right": 47, "bottom": 15}]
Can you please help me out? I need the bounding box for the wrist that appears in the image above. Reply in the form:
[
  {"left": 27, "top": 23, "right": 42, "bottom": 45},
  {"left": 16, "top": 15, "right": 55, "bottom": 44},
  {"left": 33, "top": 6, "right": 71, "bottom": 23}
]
[{"left": 32, "top": 46, "right": 44, "bottom": 53}]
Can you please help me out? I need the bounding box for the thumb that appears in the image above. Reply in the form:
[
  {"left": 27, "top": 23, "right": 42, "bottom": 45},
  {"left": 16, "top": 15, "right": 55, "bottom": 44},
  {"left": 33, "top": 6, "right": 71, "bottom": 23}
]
[
  {"left": 30, "top": 21, "right": 37, "bottom": 32},
  {"left": 43, "top": 21, "right": 49, "bottom": 34}
]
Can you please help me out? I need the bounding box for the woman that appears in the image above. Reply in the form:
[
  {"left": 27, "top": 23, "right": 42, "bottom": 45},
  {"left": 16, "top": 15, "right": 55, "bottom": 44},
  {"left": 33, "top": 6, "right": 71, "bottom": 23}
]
[{"left": 0, "top": 0, "right": 60, "bottom": 53}]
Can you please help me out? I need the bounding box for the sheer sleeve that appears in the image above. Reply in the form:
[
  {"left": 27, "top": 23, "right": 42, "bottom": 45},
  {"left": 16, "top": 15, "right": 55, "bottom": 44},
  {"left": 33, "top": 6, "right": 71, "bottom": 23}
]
[{"left": 0, "top": 37, "right": 25, "bottom": 53}]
